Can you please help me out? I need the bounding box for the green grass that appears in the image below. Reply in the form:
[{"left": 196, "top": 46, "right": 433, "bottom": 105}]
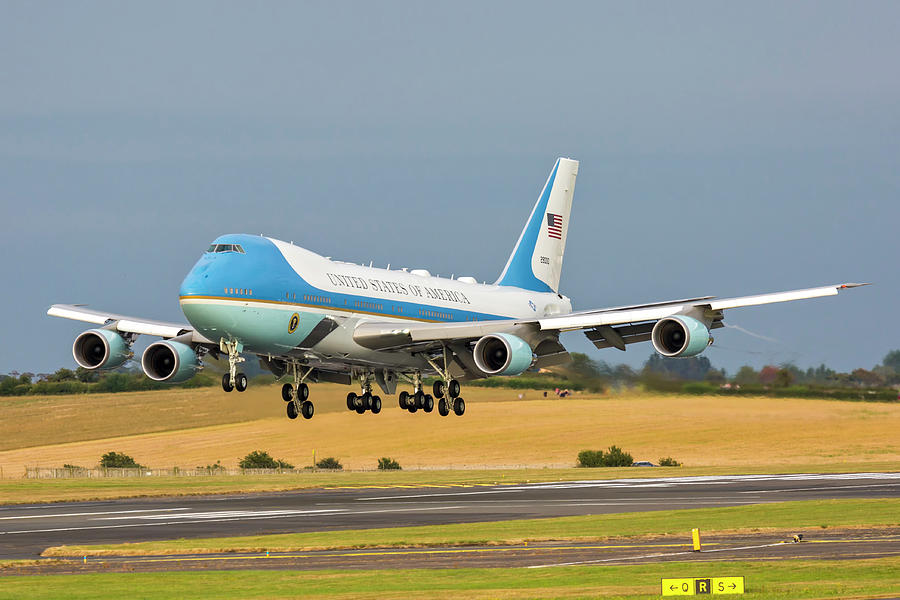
[
  {"left": 44, "top": 498, "right": 900, "bottom": 556},
  {"left": 5, "top": 463, "right": 898, "bottom": 505},
  {"left": 2, "top": 559, "right": 899, "bottom": 599}
]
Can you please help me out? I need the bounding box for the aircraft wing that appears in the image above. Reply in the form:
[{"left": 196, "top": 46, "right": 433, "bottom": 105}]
[
  {"left": 47, "top": 304, "right": 215, "bottom": 344},
  {"left": 352, "top": 283, "right": 868, "bottom": 353}
]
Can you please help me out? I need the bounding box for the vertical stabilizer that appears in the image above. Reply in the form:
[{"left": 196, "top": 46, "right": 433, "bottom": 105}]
[{"left": 495, "top": 157, "right": 578, "bottom": 293}]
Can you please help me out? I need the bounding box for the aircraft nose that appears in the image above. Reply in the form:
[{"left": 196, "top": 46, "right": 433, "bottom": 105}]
[{"left": 179, "top": 260, "right": 213, "bottom": 297}]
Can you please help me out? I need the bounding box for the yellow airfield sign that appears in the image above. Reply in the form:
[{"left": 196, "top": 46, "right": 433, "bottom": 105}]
[{"left": 661, "top": 576, "right": 744, "bottom": 595}]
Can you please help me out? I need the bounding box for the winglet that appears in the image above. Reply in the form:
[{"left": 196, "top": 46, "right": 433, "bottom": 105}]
[{"left": 838, "top": 282, "right": 871, "bottom": 289}]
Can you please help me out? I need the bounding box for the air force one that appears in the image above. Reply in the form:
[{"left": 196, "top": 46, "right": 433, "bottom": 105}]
[{"left": 49, "top": 158, "right": 865, "bottom": 420}]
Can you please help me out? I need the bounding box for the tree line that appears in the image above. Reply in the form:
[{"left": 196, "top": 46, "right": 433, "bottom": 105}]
[{"left": 3, "top": 350, "right": 900, "bottom": 398}]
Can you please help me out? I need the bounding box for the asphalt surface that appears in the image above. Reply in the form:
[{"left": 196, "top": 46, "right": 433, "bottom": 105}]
[
  {"left": 6, "top": 529, "right": 900, "bottom": 574},
  {"left": 1, "top": 472, "right": 899, "bottom": 570}
]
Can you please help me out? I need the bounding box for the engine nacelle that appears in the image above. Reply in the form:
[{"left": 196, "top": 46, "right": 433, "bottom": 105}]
[
  {"left": 473, "top": 333, "right": 534, "bottom": 376},
  {"left": 72, "top": 329, "right": 131, "bottom": 370},
  {"left": 141, "top": 341, "right": 200, "bottom": 383},
  {"left": 651, "top": 316, "right": 712, "bottom": 358}
]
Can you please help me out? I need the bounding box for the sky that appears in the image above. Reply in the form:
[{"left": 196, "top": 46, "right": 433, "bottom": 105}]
[{"left": 1, "top": 1, "right": 898, "bottom": 376}]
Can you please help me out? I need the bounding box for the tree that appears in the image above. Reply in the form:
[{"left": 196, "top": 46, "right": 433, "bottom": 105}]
[
  {"left": 377, "top": 457, "right": 401, "bottom": 470},
  {"left": 47, "top": 368, "right": 76, "bottom": 382},
  {"left": 75, "top": 367, "right": 99, "bottom": 383},
  {"left": 577, "top": 450, "right": 604, "bottom": 468},
  {"left": 99, "top": 451, "right": 144, "bottom": 469},
  {"left": 773, "top": 368, "right": 794, "bottom": 387},
  {"left": 568, "top": 353, "right": 602, "bottom": 379},
  {"left": 315, "top": 457, "right": 342, "bottom": 470},
  {"left": 602, "top": 445, "right": 633, "bottom": 467},
  {"left": 759, "top": 366, "right": 779, "bottom": 385},
  {"left": 733, "top": 366, "right": 759, "bottom": 385},
  {"left": 239, "top": 450, "right": 294, "bottom": 469},
  {"left": 882, "top": 350, "right": 900, "bottom": 373},
  {"left": 851, "top": 368, "right": 883, "bottom": 387},
  {"left": 643, "top": 354, "right": 712, "bottom": 381}
]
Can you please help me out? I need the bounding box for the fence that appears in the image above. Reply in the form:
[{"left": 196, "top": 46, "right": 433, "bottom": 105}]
[{"left": 20, "top": 464, "right": 563, "bottom": 479}]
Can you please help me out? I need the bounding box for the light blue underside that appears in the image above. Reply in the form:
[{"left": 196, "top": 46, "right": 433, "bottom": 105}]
[{"left": 181, "top": 302, "right": 325, "bottom": 354}]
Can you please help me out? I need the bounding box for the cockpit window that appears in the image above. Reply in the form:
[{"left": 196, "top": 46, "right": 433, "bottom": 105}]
[{"left": 206, "top": 244, "right": 245, "bottom": 254}]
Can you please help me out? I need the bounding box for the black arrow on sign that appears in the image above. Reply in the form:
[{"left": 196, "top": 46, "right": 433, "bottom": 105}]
[
  {"left": 670, "top": 585, "right": 678, "bottom": 591},
  {"left": 729, "top": 583, "right": 737, "bottom": 589}
]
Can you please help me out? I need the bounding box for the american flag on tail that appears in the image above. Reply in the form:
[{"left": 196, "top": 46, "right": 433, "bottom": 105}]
[{"left": 546, "top": 212, "right": 563, "bottom": 239}]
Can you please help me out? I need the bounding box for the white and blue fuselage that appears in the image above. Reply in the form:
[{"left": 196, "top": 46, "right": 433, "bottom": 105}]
[{"left": 179, "top": 234, "right": 572, "bottom": 371}]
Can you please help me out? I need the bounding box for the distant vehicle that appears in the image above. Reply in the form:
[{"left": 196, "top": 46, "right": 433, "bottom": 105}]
[
  {"left": 48, "top": 158, "right": 865, "bottom": 422},
  {"left": 632, "top": 461, "right": 657, "bottom": 467}
]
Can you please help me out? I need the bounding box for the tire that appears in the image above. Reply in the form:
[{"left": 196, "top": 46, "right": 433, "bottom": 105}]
[
  {"left": 372, "top": 396, "right": 382, "bottom": 414},
  {"left": 286, "top": 402, "right": 299, "bottom": 419},
  {"left": 347, "top": 392, "right": 357, "bottom": 411},
  {"left": 432, "top": 381, "right": 445, "bottom": 399},
  {"left": 362, "top": 393, "right": 372, "bottom": 410},
  {"left": 423, "top": 394, "right": 434, "bottom": 413},
  {"left": 298, "top": 383, "right": 309, "bottom": 401},
  {"left": 235, "top": 373, "right": 248, "bottom": 392},
  {"left": 301, "top": 400, "right": 314, "bottom": 419},
  {"left": 222, "top": 373, "right": 234, "bottom": 392},
  {"left": 453, "top": 397, "right": 466, "bottom": 416},
  {"left": 398, "top": 391, "right": 409, "bottom": 409},
  {"left": 408, "top": 404, "right": 417, "bottom": 413},
  {"left": 282, "top": 383, "right": 294, "bottom": 402},
  {"left": 356, "top": 405, "right": 366, "bottom": 414},
  {"left": 448, "top": 379, "right": 461, "bottom": 398},
  {"left": 438, "top": 398, "right": 450, "bottom": 416},
  {"left": 414, "top": 391, "right": 424, "bottom": 409}
]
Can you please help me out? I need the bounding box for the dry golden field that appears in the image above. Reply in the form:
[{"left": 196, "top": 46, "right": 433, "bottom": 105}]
[{"left": 2, "top": 383, "right": 899, "bottom": 476}]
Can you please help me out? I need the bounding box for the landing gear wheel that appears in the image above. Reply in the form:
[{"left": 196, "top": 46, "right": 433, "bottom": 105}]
[
  {"left": 235, "top": 373, "right": 248, "bottom": 392},
  {"left": 398, "top": 391, "right": 409, "bottom": 409},
  {"left": 413, "top": 391, "right": 424, "bottom": 409},
  {"left": 286, "top": 402, "right": 299, "bottom": 419},
  {"left": 432, "top": 381, "right": 445, "bottom": 399},
  {"left": 222, "top": 373, "right": 234, "bottom": 392},
  {"left": 301, "top": 401, "right": 314, "bottom": 419},
  {"left": 297, "top": 382, "right": 309, "bottom": 401},
  {"left": 282, "top": 384, "right": 294, "bottom": 402},
  {"left": 371, "top": 396, "right": 382, "bottom": 414},
  {"left": 453, "top": 397, "right": 465, "bottom": 416},
  {"left": 361, "top": 393, "right": 373, "bottom": 410},
  {"left": 448, "top": 379, "right": 461, "bottom": 398},
  {"left": 438, "top": 398, "right": 450, "bottom": 416},
  {"left": 347, "top": 392, "right": 357, "bottom": 411},
  {"left": 356, "top": 404, "right": 366, "bottom": 414},
  {"left": 423, "top": 394, "right": 434, "bottom": 413},
  {"left": 408, "top": 403, "right": 418, "bottom": 413}
]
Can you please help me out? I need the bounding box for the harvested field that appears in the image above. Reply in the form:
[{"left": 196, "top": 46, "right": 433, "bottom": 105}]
[{"left": 1, "top": 385, "right": 899, "bottom": 474}]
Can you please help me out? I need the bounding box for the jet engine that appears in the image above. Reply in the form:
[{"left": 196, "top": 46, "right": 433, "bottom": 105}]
[
  {"left": 651, "top": 316, "right": 712, "bottom": 358},
  {"left": 473, "top": 333, "right": 534, "bottom": 376},
  {"left": 72, "top": 329, "right": 131, "bottom": 370},
  {"left": 141, "top": 340, "right": 200, "bottom": 383}
]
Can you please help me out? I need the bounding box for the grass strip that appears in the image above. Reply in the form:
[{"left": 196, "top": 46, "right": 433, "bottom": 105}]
[
  {"left": 44, "top": 498, "right": 900, "bottom": 557},
  {"left": 4, "top": 463, "right": 898, "bottom": 505},
  {"left": 2, "top": 558, "right": 900, "bottom": 599}
]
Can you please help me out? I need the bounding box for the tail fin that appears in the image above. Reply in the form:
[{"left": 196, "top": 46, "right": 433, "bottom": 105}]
[{"left": 495, "top": 157, "right": 578, "bottom": 293}]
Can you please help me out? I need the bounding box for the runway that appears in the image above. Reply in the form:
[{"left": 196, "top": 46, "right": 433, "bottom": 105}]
[{"left": 1, "top": 472, "right": 899, "bottom": 565}]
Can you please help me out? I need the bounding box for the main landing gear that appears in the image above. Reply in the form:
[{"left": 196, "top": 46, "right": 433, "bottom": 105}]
[
  {"left": 421, "top": 346, "right": 466, "bottom": 417},
  {"left": 346, "top": 373, "right": 382, "bottom": 415},
  {"left": 399, "top": 369, "right": 465, "bottom": 416},
  {"left": 282, "top": 363, "right": 314, "bottom": 420},
  {"left": 220, "top": 339, "right": 248, "bottom": 393}
]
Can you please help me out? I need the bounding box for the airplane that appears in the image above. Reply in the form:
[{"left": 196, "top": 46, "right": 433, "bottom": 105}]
[{"left": 48, "top": 158, "right": 866, "bottom": 420}]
